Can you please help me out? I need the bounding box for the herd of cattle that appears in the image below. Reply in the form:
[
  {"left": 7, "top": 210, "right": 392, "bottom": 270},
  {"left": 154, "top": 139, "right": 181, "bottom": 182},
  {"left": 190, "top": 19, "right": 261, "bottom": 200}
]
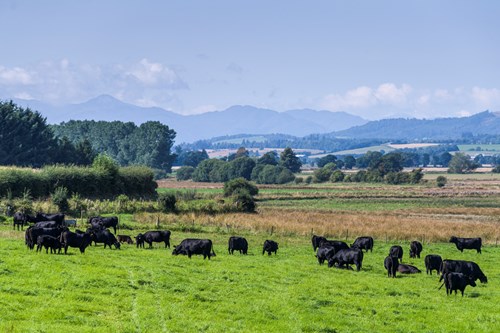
[{"left": 14, "top": 211, "right": 487, "bottom": 296}]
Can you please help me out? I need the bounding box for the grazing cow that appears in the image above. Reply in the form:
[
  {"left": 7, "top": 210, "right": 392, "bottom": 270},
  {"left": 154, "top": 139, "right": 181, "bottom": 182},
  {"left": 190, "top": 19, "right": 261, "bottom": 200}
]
[
  {"left": 117, "top": 235, "right": 134, "bottom": 244},
  {"left": 172, "top": 239, "right": 216, "bottom": 259},
  {"left": 228, "top": 236, "right": 248, "bottom": 255},
  {"left": 440, "top": 272, "right": 477, "bottom": 296},
  {"left": 262, "top": 240, "right": 279, "bottom": 256},
  {"left": 351, "top": 236, "right": 374, "bottom": 252},
  {"left": 397, "top": 264, "right": 421, "bottom": 274},
  {"left": 449, "top": 236, "right": 482, "bottom": 254},
  {"left": 319, "top": 240, "right": 349, "bottom": 255},
  {"left": 424, "top": 254, "right": 443, "bottom": 275},
  {"left": 311, "top": 235, "right": 327, "bottom": 252},
  {"left": 135, "top": 233, "right": 145, "bottom": 248},
  {"left": 36, "top": 235, "right": 62, "bottom": 254},
  {"left": 36, "top": 213, "right": 65, "bottom": 225},
  {"left": 409, "top": 241, "right": 423, "bottom": 258},
  {"left": 316, "top": 244, "right": 336, "bottom": 265},
  {"left": 328, "top": 248, "right": 364, "bottom": 271},
  {"left": 439, "top": 260, "right": 487, "bottom": 284},
  {"left": 59, "top": 230, "right": 92, "bottom": 254},
  {"left": 141, "top": 230, "right": 171, "bottom": 248},
  {"left": 89, "top": 229, "right": 120, "bottom": 249},
  {"left": 389, "top": 245, "right": 403, "bottom": 263},
  {"left": 384, "top": 255, "right": 399, "bottom": 278},
  {"left": 27, "top": 227, "right": 66, "bottom": 250},
  {"left": 88, "top": 216, "right": 119, "bottom": 234},
  {"left": 13, "top": 212, "right": 27, "bottom": 230}
]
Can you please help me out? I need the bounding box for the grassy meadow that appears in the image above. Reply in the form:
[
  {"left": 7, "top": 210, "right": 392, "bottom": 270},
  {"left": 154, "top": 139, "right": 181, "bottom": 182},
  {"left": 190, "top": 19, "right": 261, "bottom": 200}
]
[{"left": 0, "top": 175, "right": 499, "bottom": 332}]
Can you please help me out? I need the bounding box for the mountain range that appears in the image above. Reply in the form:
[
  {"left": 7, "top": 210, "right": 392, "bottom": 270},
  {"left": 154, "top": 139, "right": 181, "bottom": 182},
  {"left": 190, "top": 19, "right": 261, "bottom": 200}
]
[{"left": 11, "top": 95, "right": 367, "bottom": 143}]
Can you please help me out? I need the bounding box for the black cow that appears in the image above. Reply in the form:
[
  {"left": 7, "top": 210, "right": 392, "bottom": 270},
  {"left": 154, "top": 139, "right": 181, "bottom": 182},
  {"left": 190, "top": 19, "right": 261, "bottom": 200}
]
[
  {"left": 13, "top": 212, "right": 27, "bottom": 230},
  {"left": 351, "top": 236, "right": 374, "bottom": 252},
  {"left": 319, "top": 240, "right": 349, "bottom": 255},
  {"left": 88, "top": 216, "right": 119, "bottom": 234},
  {"left": 384, "top": 255, "right": 399, "bottom": 278},
  {"left": 60, "top": 230, "right": 92, "bottom": 254},
  {"left": 409, "top": 241, "right": 423, "bottom": 258},
  {"left": 449, "top": 236, "right": 482, "bottom": 254},
  {"left": 389, "top": 245, "right": 403, "bottom": 263},
  {"left": 440, "top": 272, "right": 477, "bottom": 296},
  {"left": 228, "top": 236, "right": 248, "bottom": 255},
  {"left": 36, "top": 213, "right": 65, "bottom": 225},
  {"left": 141, "top": 230, "right": 171, "bottom": 248},
  {"left": 397, "top": 264, "right": 421, "bottom": 274},
  {"left": 135, "top": 233, "right": 145, "bottom": 248},
  {"left": 36, "top": 235, "right": 62, "bottom": 254},
  {"left": 312, "top": 235, "right": 327, "bottom": 252},
  {"left": 439, "top": 260, "right": 487, "bottom": 284},
  {"left": 117, "top": 235, "right": 134, "bottom": 244},
  {"left": 90, "top": 229, "right": 120, "bottom": 249},
  {"left": 317, "top": 245, "right": 336, "bottom": 265},
  {"left": 34, "top": 221, "right": 60, "bottom": 229},
  {"left": 172, "top": 238, "right": 215, "bottom": 259},
  {"left": 262, "top": 240, "right": 279, "bottom": 256},
  {"left": 328, "top": 248, "right": 364, "bottom": 271},
  {"left": 27, "top": 227, "right": 66, "bottom": 250},
  {"left": 424, "top": 254, "right": 442, "bottom": 275}
]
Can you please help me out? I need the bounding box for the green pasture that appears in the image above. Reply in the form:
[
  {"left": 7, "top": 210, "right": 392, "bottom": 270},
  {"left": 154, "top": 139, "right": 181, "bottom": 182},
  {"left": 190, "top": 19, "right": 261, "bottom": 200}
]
[
  {"left": 0, "top": 226, "right": 498, "bottom": 333},
  {"left": 458, "top": 144, "right": 500, "bottom": 153}
]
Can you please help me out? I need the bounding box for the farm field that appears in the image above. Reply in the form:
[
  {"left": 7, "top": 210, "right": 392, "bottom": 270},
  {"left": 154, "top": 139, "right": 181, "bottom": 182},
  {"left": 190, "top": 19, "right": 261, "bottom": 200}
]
[{"left": 1, "top": 175, "right": 499, "bottom": 332}]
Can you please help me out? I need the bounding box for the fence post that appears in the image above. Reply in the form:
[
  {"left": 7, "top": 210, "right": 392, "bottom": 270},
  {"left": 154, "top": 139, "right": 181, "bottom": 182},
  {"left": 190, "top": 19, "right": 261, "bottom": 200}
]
[
  {"left": 346, "top": 229, "right": 349, "bottom": 241},
  {"left": 271, "top": 226, "right": 274, "bottom": 236}
]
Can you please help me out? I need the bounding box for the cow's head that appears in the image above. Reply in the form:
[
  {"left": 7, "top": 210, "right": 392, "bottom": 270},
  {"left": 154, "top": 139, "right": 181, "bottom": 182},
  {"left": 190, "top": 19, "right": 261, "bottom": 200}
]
[
  {"left": 449, "top": 236, "right": 458, "bottom": 243},
  {"left": 468, "top": 277, "right": 477, "bottom": 287},
  {"left": 114, "top": 242, "right": 121, "bottom": 250}
]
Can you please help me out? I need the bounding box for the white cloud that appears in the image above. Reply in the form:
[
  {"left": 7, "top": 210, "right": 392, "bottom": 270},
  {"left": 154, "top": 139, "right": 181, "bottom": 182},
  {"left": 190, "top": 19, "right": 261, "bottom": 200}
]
[
  {"left": 471, "top": 87, "right": 500, "bottom": 109},
  {"left": 0, "top": 66, "right": 34, "bottom": 85},
  {"left": 126, "top": 58, "right": 185, "bottom": 88},
  {"left": 374, "top": 83, "right": 411, "bottom": 105}
]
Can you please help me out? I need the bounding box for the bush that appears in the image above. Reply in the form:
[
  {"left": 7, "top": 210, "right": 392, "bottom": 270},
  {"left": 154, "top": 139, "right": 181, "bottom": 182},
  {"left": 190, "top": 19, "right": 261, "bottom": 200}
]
[
  {"left": 176, "top": 166, "right": 195, "bottom": 181},
  {"left": 157, "top": 192, "right": 177, "bottom": 213},
  {"left": 436, "top": 176, "right": 447, "bottom": 188},
  {"left": 224, "top": 178, "right": 258, "bottom": 197},
  {"left": 330, "top": 170, "right": 345, "bottom": 183},
  {"left": 294, "top": 177, "right": 304, "bottom": 184},
  {"left": 232, "top": 189, "right": 256, "bottom": 213},
  {"left": 305, "top": 176, "right": 313, "bottom": 184},
  {"left": 313, "top": 168, "right": 332, "bottom": 183},
  {"left": 52, "top": 186, "right": 69, "bottom": 213},
  {"left": 492, "top": 165, "right": 500, "bottom": 173}
]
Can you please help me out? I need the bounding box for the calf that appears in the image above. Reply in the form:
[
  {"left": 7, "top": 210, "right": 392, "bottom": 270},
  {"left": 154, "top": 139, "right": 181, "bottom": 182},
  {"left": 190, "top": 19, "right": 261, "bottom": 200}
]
[
  {"left": 409, "top": 240, "right": 423, "bottom": 258},
  {"left": 439, "top": 260, "right": 487, "bottom": 284},
  {"left": 117, "top": 235, "right": 134, "bottom": 244},
  {"left": 13, "top": 212, "right": 27, "bottom": 230},
  {"left": 440, "top": 272, "right": 477, "bottom": 296},
  {"left": 384, "top": 255, "right": 399, "bottom": 278},
  {"left": 36, "top": 235, "right": 62, "bottom": 254},
  {"left": 328, "top": 248, "right": 364, "bottom": 271},
  {"left": 228, "top": 236, "right": 248, "bottom": 255},
  {"left": 389, "top": 245, "right": 403, "bottom": 263},
  {"left": 449, "top": 236, "right": 482, "bottom": 254},
  {"left": 172, "top": 239, "right": 215, "bottom": 259},
  {"left": 316, "top": 244, "right": 336, "bottom": 265},
  {"left": 262, "top": 240, "right": 279, "bottom": 256},
  {"left": 311, "top": 235, "right": 327, "bottom": 252},
  {"left": 424, "top": 254, "right": 442, "bottom": 275},
  {"left": 319, "top": 240, "right": 349, "bottom": 255},
  {"left": 27, "top": 227, "right": 66, "bottom": 250},
  {"left": 135, "top": 233, "right": 145, "bottom": 248},
  {"left": 351, "top": 236, "right": 374, "bottom": 252},
  {"left": 60, "top": 230, "right": 92, "bottom": 254},
  {"left": 397, "top": 264, "right": 421, "bottom": 274}
]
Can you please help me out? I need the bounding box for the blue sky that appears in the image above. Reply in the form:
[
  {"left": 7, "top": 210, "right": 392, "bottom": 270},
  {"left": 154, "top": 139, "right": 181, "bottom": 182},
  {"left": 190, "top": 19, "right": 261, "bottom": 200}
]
[{"left": 0, "top": 0, "right": 499, "bottom": 119}]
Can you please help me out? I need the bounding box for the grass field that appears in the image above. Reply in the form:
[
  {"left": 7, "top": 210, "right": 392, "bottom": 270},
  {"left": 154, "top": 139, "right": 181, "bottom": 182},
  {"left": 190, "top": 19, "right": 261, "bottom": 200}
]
[{"left": 0, "top": 226, "right": 498, "bottom": 333}]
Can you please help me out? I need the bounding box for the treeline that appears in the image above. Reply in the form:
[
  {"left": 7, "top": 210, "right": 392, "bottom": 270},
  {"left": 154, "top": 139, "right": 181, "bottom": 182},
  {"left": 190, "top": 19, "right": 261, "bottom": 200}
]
[
  {"left": 0, "top": 155, "right": 157, "bottom": 199},
  {"left": 51, "top": 120, "right": 176, "bottom": 172}
]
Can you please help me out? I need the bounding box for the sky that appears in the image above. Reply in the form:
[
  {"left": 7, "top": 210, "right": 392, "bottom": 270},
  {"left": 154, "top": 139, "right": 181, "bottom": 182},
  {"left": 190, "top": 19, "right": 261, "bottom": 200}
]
[{"left": 0, "top": 0, "right": 499, "bottom": 120}]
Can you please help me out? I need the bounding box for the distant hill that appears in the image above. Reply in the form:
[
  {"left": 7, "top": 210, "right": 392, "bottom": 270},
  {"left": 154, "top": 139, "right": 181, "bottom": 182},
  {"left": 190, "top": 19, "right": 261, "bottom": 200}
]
[
  {"left": 333, "top": 111, "right": 500, "bottom": 140},
  {"left": 10, "top": 95, "right": 367, "bottom": 143}
]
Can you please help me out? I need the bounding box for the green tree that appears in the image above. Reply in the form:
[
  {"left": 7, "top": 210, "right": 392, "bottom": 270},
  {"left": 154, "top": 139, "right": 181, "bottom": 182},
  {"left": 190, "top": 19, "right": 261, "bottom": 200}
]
[
  {"left": 317, "top": 155, "right": 337, "bottom": 168},
  {"left": 493, "top": 165, "right": 500, "bottom": 173},
  {"left": 279, "top": 147, "right": 302, "bottom": 173},
  {"left": 176, "top": 166, "right": 195, "bottom": 180},
  {"left": 257, "top": 151, "right": 278, "bottom": 165},
  {"left": 436, "top": 175, "right": 447, "bottom": 187},
  {"left": 223, "top": 177, "right": 258, "bottom": 197},
  {"left": 228, "top": 157, "right": 256, "bottom": 180},
  {"left": 343, "top": 155, "right": 356, "bottom": 169},
  {"left": 448, "top": 153, "right": 479, "bottom": 174},
  {"left": 182, "top": 150, "right": 209, "bottom": 167},
  {"left": 192, "top": 159, "right": 226, "bottom": 182},
  {"left": 51, "top": 186, "right": 69, "bottom": 213}
]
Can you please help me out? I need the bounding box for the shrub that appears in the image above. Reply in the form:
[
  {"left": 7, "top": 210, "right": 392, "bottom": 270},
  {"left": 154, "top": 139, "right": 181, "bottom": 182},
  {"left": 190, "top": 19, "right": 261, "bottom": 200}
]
[
  {"left": 176, "top": 166, "right": 195, "bottom": 181},
  {"left": 157, "top": 192, "right": 177, "bottom": 213},
  {"left": 305, "top": 176, "right": 313, "bottom": 184},
  {"left": 52, "top": 186, "right": 69, "bottom": 213},
  {"left": 436, "top": 176, "right": 447, "bottom": 188},
  {"left": 330, "top": 170, "right": 345, "bottom": 182},
  {"left": 294, "top": 177, "right": 304, "bottom": 184},
  {"left": 232, "top": 188, "right": 256, "bottom": 213},
  {"left": 313, "top": 168, "right": 332, "bottom": 183},
  {"left": 224, "top": 178, "right": 258, "bottom": 197},
  {"left": 492, "top": 165, "right": 500, "bottom": 173}
]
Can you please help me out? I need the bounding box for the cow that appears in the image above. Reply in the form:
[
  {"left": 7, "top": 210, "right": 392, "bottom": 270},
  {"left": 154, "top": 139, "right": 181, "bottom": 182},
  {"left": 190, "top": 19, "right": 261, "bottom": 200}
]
[
  {"left": 88, "top": 216, "right": 119, "bottom": 234},
  {"left": 409, "top": 241, "right": 423, "bottom": 258},
  {"left": 351, "top": 236, "right": 374, "bottom": 252},
  {"left": 228, "top": 236, "right": 248, "bottom": 255},
  {"left": 172, "top": 239, "right": 215, "bottom": 259},
  {"left": 13, "top": 212, "right": 27, "bottom": 230},
  {"left": 262, "top": 240, "right": 279, "bottom": 256},
  {"left": 27, "top": 226, "right": 66, "bottom": 250},
  {"left": 311, "top": 235, "right": 327, "bottom": 252},
  {"left": 424, "top": 254, "right": 442, "bottom": 275},
  {"left": 397, "top": 264, "right": 421, "bottom": 274},
  {"left": 59, "top": 230, "right": 92, "bottom": 254},
  {"left": 449, "top": 236, "right": 482, "bottom": 254},
  {"left": 389, "top": 245, "right": 403, "bottom": 263},
  {"left": 384, "top": 255, "right": 399, "bottom": 278},
  {"left": 89, "top": 228, "right": 120, "bottom": 249},
  {"left": 36, "top": 235, "right": 62, "bottom": 254},
  {"left": 439, "top": 260, "right": 487, "bottom": 284},
  {"left": 36, "top": 213, "right": 65, "bottom": 225},
  {"left": 439, "top": 272, "right": 477, "bottom": 296},
  {"left": 34, "top": 221, "right": 61, "bottom": 229},
  {"left": 141, "top": 230, "right": 171, "bottom": 248},
  {"left": 117, "top": 235, "right": 134, "bottom": 244},
  {"left": 319, "top": 240, "right": 349, "bottom": 255},
  {"left": 328, "top": 248, "right": 364, "bottom": 271},
  {"left": 135, "top": 233, "right": 145, "bottom": 248},
  {"left": 316, "top": 244, "right": 336, "bottom": 265}
]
